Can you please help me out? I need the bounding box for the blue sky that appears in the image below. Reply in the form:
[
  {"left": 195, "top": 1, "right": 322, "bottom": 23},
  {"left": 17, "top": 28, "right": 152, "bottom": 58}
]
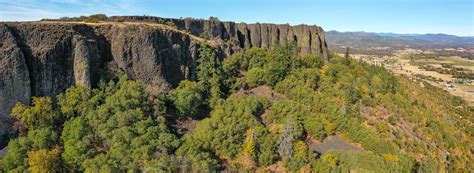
[{"left": 1, "top": 0, "right": 473, "bottom": 36}]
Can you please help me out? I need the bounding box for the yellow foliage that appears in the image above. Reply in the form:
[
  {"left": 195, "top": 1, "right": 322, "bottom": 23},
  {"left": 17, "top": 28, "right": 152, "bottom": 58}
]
[
  {"left": 241, "top": 128, "right": 256, "bottom": 168},
  {"left": 268, "top": 124, "right": 284, "bottom": 134},
  {"left": 243, "top": 129, "right": 256, "bottom": 158},
  {"left": 11, "top": 97, "right": 56, "bottom": 129},
  {"left": 294, "top": 140, "right": 308, "bottom": 161},
  {"left": 27, "top": 147, "right": 61, "bottom": 173},
  {"left": 382, "top": 153, "right": 400, "bottom": 162},
  {"left": 321, "top": 153, "right": 337, "bottom": 167},
  {"left": 372, "top": 75, "right": 383, "bottom": 89}
]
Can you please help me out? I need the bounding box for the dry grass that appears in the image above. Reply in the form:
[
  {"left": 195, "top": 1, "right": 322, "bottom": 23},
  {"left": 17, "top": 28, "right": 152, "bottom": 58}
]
[{"left": 353, "top": 49, "right": 474, "bottom": 105}]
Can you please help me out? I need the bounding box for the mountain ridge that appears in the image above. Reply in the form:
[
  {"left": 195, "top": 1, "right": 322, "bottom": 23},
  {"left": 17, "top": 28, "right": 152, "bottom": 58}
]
[
  {"left": 330, "top": 30, "right": 474, "bottom": 39},
  {"left": 325, "top": 30, "right": 474, "bottom": 56}
]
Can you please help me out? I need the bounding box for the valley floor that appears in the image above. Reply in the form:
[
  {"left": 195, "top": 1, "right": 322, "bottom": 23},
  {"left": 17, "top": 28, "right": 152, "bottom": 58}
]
[{"left": 347, "top": 50, "right": 474, "bottom": 105}]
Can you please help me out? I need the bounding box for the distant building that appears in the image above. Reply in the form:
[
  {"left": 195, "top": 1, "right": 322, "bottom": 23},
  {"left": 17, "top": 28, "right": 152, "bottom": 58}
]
[{"left": 445, "top": 83, "right": 455, "bottom": 89}]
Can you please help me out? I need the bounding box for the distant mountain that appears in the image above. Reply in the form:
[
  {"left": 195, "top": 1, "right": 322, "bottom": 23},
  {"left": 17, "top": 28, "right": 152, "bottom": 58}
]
[
  {"left": 377, "top": 32, "right": 474, "bottom": 41},
  {"left": 376, "top": 32, "right": 422, "bottom": 37},
  {"left": 326, "top": 31, "right": 474, "bottom": 55},
  {"left": 404, "top": 33, "right": 474, "bottom": 43}
]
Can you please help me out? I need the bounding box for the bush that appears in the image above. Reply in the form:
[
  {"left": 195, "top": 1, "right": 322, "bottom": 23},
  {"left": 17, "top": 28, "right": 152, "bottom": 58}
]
[
  {"left": 245, "top": 67, "right": 266, "bottom": 88},
  {"left": 165, "top": 20, "right": 177, "bottom": 28},
  {"left": 294, "top": 54, "right": 324, "bottom": 69},
  {"left": 304, "top": 115, "right": 327, "bottom": 140}
]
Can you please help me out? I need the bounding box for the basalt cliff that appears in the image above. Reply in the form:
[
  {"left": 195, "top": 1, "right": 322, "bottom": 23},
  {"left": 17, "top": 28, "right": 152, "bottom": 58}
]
[{"left": 0, "top": 16, "right": 328, "bottom": 145}]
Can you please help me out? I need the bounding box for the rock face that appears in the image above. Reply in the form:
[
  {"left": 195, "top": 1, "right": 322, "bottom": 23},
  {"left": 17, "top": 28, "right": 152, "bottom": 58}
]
[
  {"left": 0, "top": 25, "right": 31, "bottom": 146},
  {"left": 111, "top": 16, "right": 329, "bottom": 58},
  {"left": 0, "top": 17, "right": 328, "bottom": 147}
]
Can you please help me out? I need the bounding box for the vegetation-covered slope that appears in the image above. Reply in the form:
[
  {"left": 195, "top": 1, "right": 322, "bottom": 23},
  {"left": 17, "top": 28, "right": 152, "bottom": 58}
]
[{"left": 1, "top": 44, "right": 472, "bottom": 172}]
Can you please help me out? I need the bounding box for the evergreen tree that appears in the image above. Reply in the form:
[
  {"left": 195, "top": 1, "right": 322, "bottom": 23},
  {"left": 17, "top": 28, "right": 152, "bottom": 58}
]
[
  {"left": 344, "top": 47, "right": 351, "bottom": 65},
  {"left": 197, "top": 46, "right": 225, "bottom": 107},
  {"left": 168, "top": 80, "right": 205, "bottom": 118},
  {"left": 277, "top": 117, "right": 296, "bottom": 160}
]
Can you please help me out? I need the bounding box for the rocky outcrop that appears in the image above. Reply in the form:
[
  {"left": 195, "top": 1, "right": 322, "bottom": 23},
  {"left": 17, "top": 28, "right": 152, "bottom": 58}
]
[
  {"left": 0, "top": 25, "right": 31, "bottom": 146},
  {"left": 0, "top": 16, "right": 328, "bottom": 148},
  {"left": 111, "top": 16, "right": 329, "bottom": 58},
  {"left": 106, "top": 24, "right": 201, "bottom": 89}
]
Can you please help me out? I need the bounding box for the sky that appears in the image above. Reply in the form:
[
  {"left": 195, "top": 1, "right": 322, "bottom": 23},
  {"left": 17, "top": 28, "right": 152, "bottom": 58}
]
[{"left": 0, "top": 0, "right": 473, "bottom": 36}]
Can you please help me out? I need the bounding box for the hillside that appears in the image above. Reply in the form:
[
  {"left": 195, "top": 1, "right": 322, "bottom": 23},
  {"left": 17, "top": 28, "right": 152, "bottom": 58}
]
[
  {"left": 0, "top": 16, "right": 473, "bottom": 172},
  {"left": 0, "top": 16, "right": 328, "bottom": 146},
  {"left": 0, "top": 41, "right": 472, "bottom": 172}
]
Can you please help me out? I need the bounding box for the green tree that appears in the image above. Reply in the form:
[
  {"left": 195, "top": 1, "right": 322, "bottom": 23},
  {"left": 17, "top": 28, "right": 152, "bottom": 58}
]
[
  {"left": 177, "top": 95, "right": 267, "bottom": 170},
  {"left": 343, "top": 46, "right": 352, "bottom": 66},
  {"left": 285, "top": 140, "right": 309, "bottom": 171},
  {"left": 27, "top": 127, "right": 58, "bottom": 150},
  {"left": 0, "top": 137, "right": 29, "bottom": 172},
  {"left": 281, "top": 68, "right": 320, "bottom": 91},
  {"left": 57, "top": 86, "right": 91, "bottom": 119},
  {"left": 245, "top": 47, "right": 269, "bottom": 70},
  {"left": 82, "top": 154, "right": 117, "bottom": 173},
  {"left": 294, "top": 54, "right": 324, "bottom": 69},
  {"left": 83, "top": 75, "right": 179, "bottom": 171},
  {"left": 1, "top": 128, "right": 58, "bottom": 171},
  {"left": 88, "top": 14, "right": 107, "bottom": 21},
  {"left": 303, "top": 115, "right": 327, "bottom": 140},
  {"left": 254, "top": 128, "right": 278, "bottom": 166},
  {"left": 244, "top": 67, "right": 266, "bottom": 88},
  {"left": 61, "top": 116, "right": 93, "bottom": 171},
  {"left": 197, "top": 46, "right": 225, "bottom": 107},
  {"left": 313, "top": 153, "right": 338, "bottom": 172},
  {"left": 11, "top": 97, "right": 58, "bottom": 129},
  {"left": 168, "top": 80, "right": 205, "bottom": 118},
  {"left": 263, "top": 42, "right": 298, "bottom": 86}
]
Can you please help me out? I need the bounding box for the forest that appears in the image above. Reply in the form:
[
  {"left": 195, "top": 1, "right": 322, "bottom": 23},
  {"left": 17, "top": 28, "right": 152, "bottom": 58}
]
[{"left": 0, "top": 43, "right": 472, "bottom": 172}]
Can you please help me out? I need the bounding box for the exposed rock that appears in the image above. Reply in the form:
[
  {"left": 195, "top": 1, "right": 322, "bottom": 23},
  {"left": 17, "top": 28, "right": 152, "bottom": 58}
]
[
  {"left": 0, "top": 24, "right": 30, "bottom": 146},
  {"left": 308, "top": 135, "right": 364, "bottom": 155},
  {"left": 0, "top": 146, "right": 7, "bottom": 160},
  {"left": 0, "top": 16, "right": 328, "bottom": 148},
  {"left": 105, "top": 16, "right": 329, "bottom": 58},
  {"left": 106, "top": 24, "right": 200, "bottom": 88}
]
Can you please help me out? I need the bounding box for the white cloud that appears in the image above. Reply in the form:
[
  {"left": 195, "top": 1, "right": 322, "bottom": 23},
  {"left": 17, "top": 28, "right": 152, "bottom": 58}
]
[{"left": 0, "top": 0, "right": 140, "bottom": 21}]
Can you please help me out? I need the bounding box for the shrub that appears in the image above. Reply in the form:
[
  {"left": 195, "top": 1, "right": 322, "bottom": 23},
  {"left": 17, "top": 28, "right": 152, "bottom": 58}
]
[
  {"left": 165, "top": 20, "right": 177, "bottom": 28},
  {"left": 245, "top": 67, "right": 266, "bottom": 88}
]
